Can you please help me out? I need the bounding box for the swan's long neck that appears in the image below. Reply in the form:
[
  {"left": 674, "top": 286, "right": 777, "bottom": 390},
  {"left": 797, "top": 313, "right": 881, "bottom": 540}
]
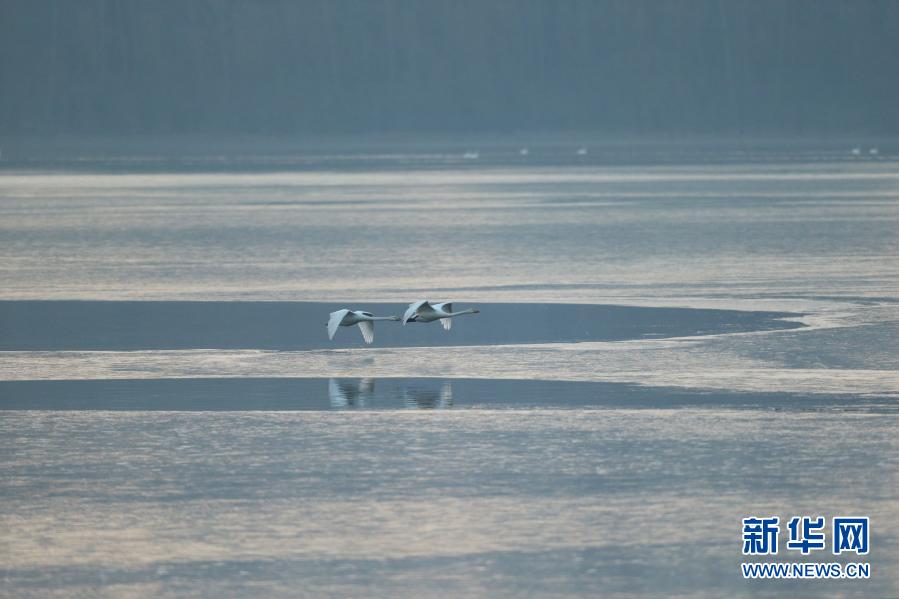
[
  {"left": 364, "top": 315, "right": 400, "bottom": 321},
  {"left": 446, "top": 309, "right": 477, "bottom": 317}
]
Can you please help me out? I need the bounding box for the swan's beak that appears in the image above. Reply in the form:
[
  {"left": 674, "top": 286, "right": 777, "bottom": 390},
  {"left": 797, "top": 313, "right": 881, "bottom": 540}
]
[
  {"left": 472, "top": 309, "right": 480, "bottom": 313},
  {"left": 391, "top": 316, "right": 401, "bottom": 321}
]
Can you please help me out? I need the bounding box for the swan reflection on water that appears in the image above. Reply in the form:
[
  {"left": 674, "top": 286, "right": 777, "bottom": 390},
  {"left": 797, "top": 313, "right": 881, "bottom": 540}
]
[
  {"left": 328, "top": 378, "right": 375, "bottom": 408},
  {"left": 328, "top": 378, "right": 453, "bottom": 410},
  {"left": 401, "top": 381, "right": 453, "bottom": 409}
]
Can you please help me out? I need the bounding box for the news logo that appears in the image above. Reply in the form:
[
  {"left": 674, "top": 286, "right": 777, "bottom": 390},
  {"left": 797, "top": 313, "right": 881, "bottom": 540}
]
[{"left": 741, "top": 515, "right": 870, "bottom": 580}]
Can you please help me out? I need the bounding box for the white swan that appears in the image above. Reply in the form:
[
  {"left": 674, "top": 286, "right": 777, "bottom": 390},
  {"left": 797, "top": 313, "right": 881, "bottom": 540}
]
[
  {"left": 402, "top": 300, "right": 479, "bottom": 330},
  {"left": 327, "top": 309, "right": 399, "bottom": 344}
]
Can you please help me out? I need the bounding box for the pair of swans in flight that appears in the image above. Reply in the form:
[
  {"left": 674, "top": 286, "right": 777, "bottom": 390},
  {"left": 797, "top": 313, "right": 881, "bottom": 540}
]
[{"left": 328, "top": 300, "right": 480, "bottom": 344}]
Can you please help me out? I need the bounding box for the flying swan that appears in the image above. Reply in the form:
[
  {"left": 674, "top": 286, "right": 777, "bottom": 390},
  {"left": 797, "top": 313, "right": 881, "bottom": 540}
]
[
  {"left": 327, "top": 309, "right": 400, "bottom": 344},
  {"left": 402, "top": 300, "right": 479, "bottom": 330}
]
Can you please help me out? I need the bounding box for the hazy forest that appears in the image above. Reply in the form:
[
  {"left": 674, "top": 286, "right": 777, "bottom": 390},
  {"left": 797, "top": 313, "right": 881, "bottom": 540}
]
[{"left": 1, "top": 0, "right": 896, "bottom": 137}]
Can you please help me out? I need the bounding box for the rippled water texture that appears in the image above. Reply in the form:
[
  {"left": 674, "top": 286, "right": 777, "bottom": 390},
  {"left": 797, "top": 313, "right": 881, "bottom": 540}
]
[{"left": 2, "top": 159, "right": 898, "bottom": 303}]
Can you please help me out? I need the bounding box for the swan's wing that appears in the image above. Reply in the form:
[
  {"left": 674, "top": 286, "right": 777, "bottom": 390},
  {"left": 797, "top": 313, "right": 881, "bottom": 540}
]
[
  {"left": 417, "top": 303, "right": 439, "bottom": 317},
  {"left": 402, "top": 300, "right": 431, "bottom": 325},
  {"left": 357, "top": 320, "right": 374, "bottom": 344},
  {"left": 432, "top": 302, "right": 453, "bottom": 330},
  {"left": 328, "top": 309, "right": 350, "bottom": 340}
]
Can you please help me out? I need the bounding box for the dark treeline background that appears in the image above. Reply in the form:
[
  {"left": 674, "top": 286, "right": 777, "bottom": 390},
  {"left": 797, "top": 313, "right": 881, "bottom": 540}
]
[{"left": 1, "top": 0, "right": 897, "bottom": 137}]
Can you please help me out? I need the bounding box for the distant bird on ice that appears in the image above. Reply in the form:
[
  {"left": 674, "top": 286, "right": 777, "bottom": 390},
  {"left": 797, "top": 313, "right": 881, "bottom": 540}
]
[
  {"left": 851, "top": 146, "right": 862, "bottom": 156},
  {"left": 519, "top": 147, "right": 530, "bottom": 156},
  {"left": 869, "top": 147, "right": 879, "bottom": 156},
  {"left": 577, "top": 147, "right": 588, "bottom": 156},
  {"left": 402, "top": 301, "right": 479, "bottom": 330},
  {"left": 327, "top": 309, "right": 399, "bottom": 344}
]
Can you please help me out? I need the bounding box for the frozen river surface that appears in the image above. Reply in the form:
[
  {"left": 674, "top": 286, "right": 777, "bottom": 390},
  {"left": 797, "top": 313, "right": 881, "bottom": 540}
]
[{"left": 1, "top": 146, "right": 897, "bottom": 596}]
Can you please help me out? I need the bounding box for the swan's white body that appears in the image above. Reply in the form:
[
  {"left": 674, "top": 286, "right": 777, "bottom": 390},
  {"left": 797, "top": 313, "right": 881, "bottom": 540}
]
[
  {"left": 327, "top": 309, "right": 399, "bottom": 344},
  {"left": 401, "top": 300, "right": 479, "bottom": 330}
]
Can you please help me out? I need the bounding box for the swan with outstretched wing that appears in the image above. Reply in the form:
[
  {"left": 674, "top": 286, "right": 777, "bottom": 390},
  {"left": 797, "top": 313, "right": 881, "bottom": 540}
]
[
  {"left": 402, "top": 300, "right": 479, "bottom": 330},
  {"left": 327, "top": 309, "right": 399, "bottom": 344}
]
